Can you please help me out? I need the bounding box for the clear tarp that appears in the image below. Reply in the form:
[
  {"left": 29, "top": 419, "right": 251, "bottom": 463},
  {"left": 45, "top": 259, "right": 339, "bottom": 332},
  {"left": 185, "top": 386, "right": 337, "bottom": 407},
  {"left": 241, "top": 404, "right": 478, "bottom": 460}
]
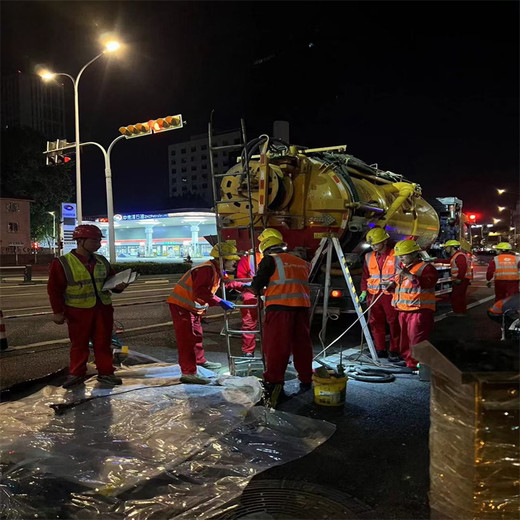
[{"left": 0, "top": 363, "right": 335, "bottom": 519}]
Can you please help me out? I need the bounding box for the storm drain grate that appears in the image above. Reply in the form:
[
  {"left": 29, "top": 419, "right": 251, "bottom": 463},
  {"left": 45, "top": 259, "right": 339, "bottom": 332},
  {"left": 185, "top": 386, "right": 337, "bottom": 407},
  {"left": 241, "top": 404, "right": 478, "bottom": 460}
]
[{"left": 212, "top": 479, "right": 373, "bottom": 519}]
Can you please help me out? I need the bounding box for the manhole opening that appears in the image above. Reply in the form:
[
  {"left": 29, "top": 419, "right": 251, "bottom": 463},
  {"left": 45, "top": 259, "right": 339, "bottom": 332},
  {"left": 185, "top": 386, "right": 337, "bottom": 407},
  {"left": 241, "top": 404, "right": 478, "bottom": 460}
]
[{"left": 212, "top": 479, "right": 373, "bottom": 520}]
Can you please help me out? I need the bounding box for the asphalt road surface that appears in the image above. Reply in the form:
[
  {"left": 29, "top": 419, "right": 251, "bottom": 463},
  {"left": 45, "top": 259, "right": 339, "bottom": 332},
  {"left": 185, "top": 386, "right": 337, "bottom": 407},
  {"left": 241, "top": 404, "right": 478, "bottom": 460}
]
[{"left": 0, "top": 266, "right": 510, "bottom": 520}]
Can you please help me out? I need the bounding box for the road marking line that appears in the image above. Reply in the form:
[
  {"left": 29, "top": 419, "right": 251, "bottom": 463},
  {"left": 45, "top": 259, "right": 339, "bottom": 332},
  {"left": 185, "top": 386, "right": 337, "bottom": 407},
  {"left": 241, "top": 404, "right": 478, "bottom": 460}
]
[{"left": 434, "top": 295, "right": 494, "bottom": 322}]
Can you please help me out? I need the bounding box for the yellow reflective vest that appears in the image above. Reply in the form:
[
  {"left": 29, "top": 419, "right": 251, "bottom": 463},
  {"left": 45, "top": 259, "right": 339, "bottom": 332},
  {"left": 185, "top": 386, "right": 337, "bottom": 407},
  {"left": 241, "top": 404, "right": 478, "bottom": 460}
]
[{"left": 58, "top": 252, "right": 112, "bottom": 308}]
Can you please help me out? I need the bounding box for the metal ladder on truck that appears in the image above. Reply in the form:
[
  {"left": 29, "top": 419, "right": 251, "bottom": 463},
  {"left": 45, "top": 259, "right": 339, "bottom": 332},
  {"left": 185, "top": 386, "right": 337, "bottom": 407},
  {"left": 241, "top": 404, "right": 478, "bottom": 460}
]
[
  {"left": 309, "top": 233, "right": 379, "bottom": 364},
  {"left": 208, "top": 115, "right": 264, "bottom": 376}
]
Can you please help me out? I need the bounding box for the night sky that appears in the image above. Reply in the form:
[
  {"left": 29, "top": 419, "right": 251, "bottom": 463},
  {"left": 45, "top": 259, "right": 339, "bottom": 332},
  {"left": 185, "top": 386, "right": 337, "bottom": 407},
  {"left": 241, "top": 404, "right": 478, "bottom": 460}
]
[{"left": 2, "top": 1, "right": 518, "bottom": 223}]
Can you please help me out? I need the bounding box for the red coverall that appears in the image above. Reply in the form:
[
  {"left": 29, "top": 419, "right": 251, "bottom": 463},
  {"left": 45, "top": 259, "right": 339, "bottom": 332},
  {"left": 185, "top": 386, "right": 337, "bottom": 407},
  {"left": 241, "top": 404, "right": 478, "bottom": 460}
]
[
  {"left": 236, "top": 253, "right": 260, "bottom": 354},
  {"left": 251, "top": 254, "right": 313, "bottom": 386},
  {"left": 360, "top": 247, "right": 400, "bottom": 354},
  {"left": 47, "top": 250, "right": 117, "bottom": 377},
  {"left": 486, "top": 254, "right": 520, "bottom": 302},
  {"left": 393, "top": 261, "right": 439, "bottom": 369},
  {"left": 168, "top": 261, "right": 244, "bottom": 375},
  {"left": 449, "top": 251, "right": 471, "bottom": 314}
]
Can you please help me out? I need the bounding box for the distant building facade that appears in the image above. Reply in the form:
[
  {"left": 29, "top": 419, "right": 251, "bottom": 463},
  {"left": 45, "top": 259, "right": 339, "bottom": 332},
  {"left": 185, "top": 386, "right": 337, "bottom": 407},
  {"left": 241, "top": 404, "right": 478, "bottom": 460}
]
[
  {"left": 167, "top": 130, "right": 242, "bottom": 204},
  {"left": 1, "top": 72, "right": 65, "bottom": 139},
  {"left": 0, "top": 198, "right": 32, "bottom": 254}
]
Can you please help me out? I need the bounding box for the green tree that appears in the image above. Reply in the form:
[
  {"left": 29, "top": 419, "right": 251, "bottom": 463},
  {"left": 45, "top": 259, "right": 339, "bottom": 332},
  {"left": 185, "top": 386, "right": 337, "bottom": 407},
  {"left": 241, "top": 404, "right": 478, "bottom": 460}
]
[{"left": 1, "top": 127, "right": 74, "bottom": 243}]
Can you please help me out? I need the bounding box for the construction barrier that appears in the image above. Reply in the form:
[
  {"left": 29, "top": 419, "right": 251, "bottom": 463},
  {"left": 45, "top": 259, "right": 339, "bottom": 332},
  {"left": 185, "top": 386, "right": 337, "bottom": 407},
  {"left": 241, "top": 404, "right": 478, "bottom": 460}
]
[{"left": 0, "top": 310, "right": 8, "bottom": 351}]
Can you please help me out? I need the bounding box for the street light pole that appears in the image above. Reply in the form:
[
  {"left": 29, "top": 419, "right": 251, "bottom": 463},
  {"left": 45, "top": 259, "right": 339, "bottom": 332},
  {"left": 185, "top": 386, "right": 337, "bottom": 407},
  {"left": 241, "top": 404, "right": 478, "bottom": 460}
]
[
  {"left": 73, "top": 52, "right": 104, "bottom": 223},
  {"left": 40, "top": 43, "right": 120, "bottom": 224}
]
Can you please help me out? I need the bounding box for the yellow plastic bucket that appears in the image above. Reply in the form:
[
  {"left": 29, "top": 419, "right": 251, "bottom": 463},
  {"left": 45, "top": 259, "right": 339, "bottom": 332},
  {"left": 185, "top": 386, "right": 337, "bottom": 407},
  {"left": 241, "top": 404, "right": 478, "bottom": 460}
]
[{"left": 312, "top": 371, "right": 348, "bottom": 407}]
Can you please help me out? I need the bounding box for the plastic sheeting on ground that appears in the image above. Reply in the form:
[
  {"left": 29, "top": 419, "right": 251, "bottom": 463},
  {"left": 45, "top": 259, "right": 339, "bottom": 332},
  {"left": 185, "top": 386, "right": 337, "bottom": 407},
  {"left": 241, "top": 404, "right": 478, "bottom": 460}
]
[{"left": 0, "top": 363, "right": 336, "bottom": 519}]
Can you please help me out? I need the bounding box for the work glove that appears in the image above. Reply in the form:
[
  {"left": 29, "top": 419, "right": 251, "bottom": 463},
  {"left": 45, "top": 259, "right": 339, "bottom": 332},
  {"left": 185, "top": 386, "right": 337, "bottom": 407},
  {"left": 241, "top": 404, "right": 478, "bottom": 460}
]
[
  {"left": 486, "top": 281, "right": 492, "bottom": 288},
  {"left": 359, "top": 291, "right": 367, "bottom": 303},
  {"left": 219, "top": 299, "right": 235, "bottom": 311}
]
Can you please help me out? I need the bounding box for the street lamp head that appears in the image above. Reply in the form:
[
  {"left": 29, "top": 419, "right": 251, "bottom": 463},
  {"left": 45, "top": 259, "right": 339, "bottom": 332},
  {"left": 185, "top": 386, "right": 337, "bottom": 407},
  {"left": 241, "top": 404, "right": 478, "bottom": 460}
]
[
  {"left": 40, "top": 70, "right": 55, "bottom": 80},
  {"left": 498, "top": 206, "right": 506, "bottom": 212},
  {"left": 497, "top": 188, "right": 506, "bottom": 195},
  {"left": 104, "top": 41, "right": 120, "bottom": 52}
]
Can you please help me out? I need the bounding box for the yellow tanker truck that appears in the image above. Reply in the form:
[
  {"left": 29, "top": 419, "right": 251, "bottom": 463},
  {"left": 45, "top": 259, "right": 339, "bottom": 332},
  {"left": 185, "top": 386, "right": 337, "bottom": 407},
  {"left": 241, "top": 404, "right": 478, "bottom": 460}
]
[{"left": 217, "top": 136, "right": 472, "bottom": 261}]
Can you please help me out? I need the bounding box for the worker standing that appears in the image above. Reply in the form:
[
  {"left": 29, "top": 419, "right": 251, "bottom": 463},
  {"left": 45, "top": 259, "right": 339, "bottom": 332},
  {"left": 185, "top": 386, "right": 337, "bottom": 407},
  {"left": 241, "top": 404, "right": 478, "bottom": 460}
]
[
  {"left": 359, "top": 227, "right": 401, "bottom": 360},
  {"left": 441, "top": 240, "right": 473, "bottom": 316},
  {"left": 236, "top": 228, "right": 283, "bottom": 358},
  {"left": 251, "top": 236, "right": 313, "bottom": 407},
  {"left": 167, "top": 242, "right": 246, "bottom": 384},
  {"left": 47, "top": 225, "right": 128, "bottom": 388},
  {"left": 486, "top": 242, "right": 520, "bottom": 301},
  {"left": 388, "top": 239, "right": 439, "bottom": 371}
]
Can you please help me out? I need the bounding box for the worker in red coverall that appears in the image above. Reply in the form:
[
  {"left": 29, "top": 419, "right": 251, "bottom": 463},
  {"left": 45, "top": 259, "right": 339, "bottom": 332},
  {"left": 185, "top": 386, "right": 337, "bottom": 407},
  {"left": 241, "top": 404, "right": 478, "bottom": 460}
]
[
  {"left": 236, "top": 228, "right": 283, "bottom": 358},
  {"left": 47, "top": 225, "right": 128, "bottom": 389},
  {"left": 486, "top": 242, "right": 520, "bottom": 301},
  {"left": 387, "top": 239, "right": 439, "bottom": 371},
  {"left": 167, "top": 242, "right": 248, "bottom": 384},
  {"left": 359, "top": 227, "right": 401, "bottom": 361},
  {"left": 251, "top": 236, "right": 313, "bottom": 407},
  {"left": 441, "top": 240, "right": 473, "bottom": 316}
]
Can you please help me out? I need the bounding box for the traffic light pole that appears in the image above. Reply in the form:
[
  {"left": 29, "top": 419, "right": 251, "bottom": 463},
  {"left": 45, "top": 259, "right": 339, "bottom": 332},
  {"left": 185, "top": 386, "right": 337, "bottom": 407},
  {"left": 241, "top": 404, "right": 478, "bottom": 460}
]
[{"left": 83, "top": 135, "right": 125, "bottom": 264}]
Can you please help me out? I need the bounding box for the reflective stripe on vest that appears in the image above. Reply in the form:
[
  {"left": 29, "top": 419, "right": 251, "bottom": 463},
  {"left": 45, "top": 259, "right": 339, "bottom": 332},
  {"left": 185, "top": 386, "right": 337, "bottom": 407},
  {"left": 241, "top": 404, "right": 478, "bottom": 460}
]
[
  {"left": 450, "top": 251, "right": 473, "bottom": 281},
  {"left": 58, "top": 252, "right": 111, "bottom": 308},
  {"left": 366, "top": 250, "right": 397, "bottom": 294},
  {"left": 392, "top": 261, "right": 436, "bottom": 311},
  {"left": 166, "top": 261, "right": 220, "bottom": 313},
  {"left": 264, "top": 253, "right": 311, "bottom": 307},
  {"left": 493, "top": 254, "right": 520, "bottom": 281}
]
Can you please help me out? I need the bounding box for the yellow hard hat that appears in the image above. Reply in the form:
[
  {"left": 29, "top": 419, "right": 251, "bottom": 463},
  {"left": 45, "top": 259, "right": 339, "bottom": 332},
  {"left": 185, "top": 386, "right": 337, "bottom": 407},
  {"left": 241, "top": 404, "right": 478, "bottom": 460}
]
[
  {"left": 209, "top": 242, "right": 240, "bottom": 260},
  {"left": 394, "top": 239, "right": 422, "bottom": 256},
  {"left": 258, "top": 228, "right": 283, "bottom": 242},
  {"left": 366, "top": 227, "right": 390, "bottom": 245},
  {"left": 494, "top": 242, "right": 512, "bottom": 250},
  {"left": 442, "top": 240, "right": 460, "bottom": 247},
  {"left": 259, "top": 236, "right": 284, "bottom": 254}
]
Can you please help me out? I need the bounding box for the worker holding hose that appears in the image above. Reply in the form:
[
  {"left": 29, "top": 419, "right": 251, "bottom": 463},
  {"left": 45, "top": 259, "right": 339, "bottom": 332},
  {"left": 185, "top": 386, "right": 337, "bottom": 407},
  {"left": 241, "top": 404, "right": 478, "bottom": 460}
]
[
  {"left": 359, "top": 227, "right": 401, "bottom": 361},
  {"left": 387, "top": 239, "right": 438, "bottom": 371}
]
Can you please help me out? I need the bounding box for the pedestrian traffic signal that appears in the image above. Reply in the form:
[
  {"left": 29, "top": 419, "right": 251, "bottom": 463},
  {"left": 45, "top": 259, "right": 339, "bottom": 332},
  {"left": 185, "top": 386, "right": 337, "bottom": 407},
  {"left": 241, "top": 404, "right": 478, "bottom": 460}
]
[
  {"left": 119, "top": 122, "right": 152, "bottom": 139},
  {"left": 152, "top": 115, "right": 184, "bottom": 134},
  {"left": 45, "top": 139, "right": 73, "bottom": 166}
]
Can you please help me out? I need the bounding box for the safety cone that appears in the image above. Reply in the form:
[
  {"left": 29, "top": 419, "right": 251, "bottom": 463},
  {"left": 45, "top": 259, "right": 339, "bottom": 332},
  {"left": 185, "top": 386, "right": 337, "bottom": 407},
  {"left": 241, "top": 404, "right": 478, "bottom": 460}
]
[{"left": 0, "top": 310, "right": 8, "bottom": 351}]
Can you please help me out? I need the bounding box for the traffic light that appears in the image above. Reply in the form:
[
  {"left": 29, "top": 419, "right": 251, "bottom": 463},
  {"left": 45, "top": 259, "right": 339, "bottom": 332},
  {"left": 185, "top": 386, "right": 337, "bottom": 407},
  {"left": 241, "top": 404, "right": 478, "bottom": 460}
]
[
  {"left": 152, "top": 115, "right": 183, "bottom": 134},
  {"left": 119, "top": 122, "right": 152, "bottom": 139},
  {"left": 45, "top": 139, "right": 73, "bottom": 165},
  {"left": 118, "top": 115, "right": 184, "bottom": 139}
]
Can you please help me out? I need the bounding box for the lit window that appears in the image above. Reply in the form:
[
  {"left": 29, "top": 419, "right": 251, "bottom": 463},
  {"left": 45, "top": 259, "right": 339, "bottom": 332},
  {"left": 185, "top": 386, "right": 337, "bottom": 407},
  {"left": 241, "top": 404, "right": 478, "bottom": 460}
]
[{"left": 181, "top": 177, "right": 188, "bottom": 183}]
